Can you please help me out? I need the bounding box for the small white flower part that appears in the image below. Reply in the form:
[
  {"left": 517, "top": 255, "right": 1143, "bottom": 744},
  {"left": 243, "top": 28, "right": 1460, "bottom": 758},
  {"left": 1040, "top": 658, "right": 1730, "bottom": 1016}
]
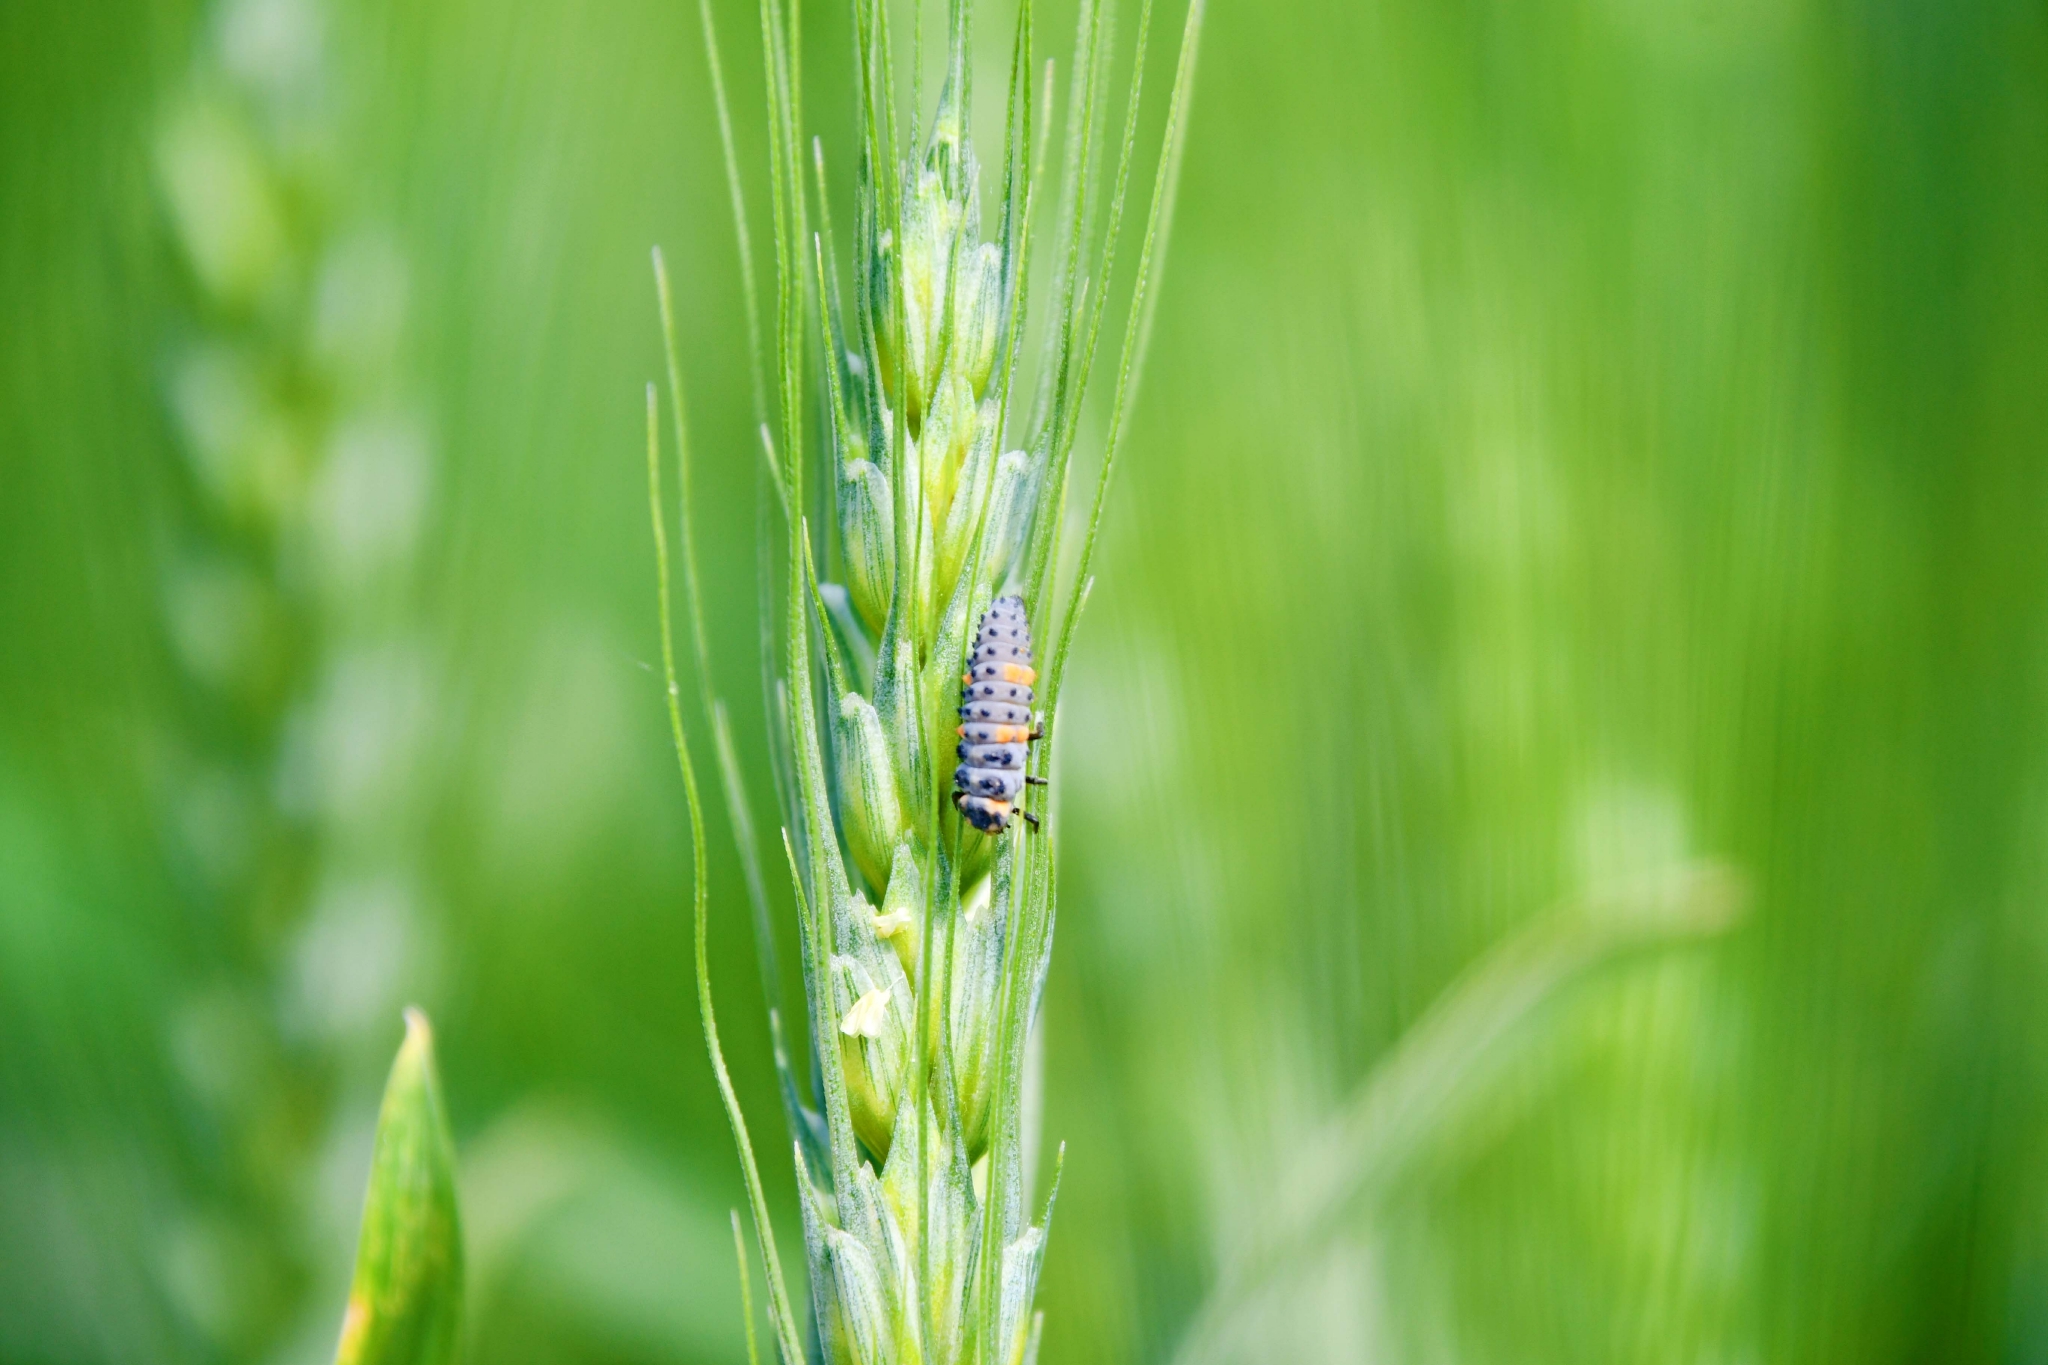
[
  {"left": 840, "top": 987, "right": 892, "bottom": 1040},
  {"left": 872, "top": 907, "right": 912, "bottom": 939}
]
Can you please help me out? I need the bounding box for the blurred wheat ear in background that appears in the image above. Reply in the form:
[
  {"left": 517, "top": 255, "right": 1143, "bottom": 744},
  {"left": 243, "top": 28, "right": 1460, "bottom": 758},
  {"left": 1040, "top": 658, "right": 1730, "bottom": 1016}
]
[{"left": 150, "top": 0, "right": 446, "bottom": 1357}]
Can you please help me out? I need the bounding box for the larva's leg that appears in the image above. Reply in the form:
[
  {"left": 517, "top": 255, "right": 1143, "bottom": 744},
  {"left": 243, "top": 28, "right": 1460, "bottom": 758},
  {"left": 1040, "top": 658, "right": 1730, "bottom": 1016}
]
[
  {"left": 1021, "top": 810, "right": 1041, "bottom": 831},
  {"left": 1025, "top": 775, "right": 1048, "bottom": 786}
]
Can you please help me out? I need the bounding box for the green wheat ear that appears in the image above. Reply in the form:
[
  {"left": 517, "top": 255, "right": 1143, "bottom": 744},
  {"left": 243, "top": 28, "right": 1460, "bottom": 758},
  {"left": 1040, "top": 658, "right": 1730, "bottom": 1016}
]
[
  {"left": 648, "top": 0, "right": 1205, "bottom": 1359},
  {"left": 333, "top": 1009, "right": 464, "bottom": 1365}
]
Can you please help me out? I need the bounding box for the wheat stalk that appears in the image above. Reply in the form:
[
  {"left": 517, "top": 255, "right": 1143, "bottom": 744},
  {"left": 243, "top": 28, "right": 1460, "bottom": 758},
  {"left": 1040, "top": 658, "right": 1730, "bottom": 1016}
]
[{"left": 648, "top": 1, "right": 1204, "bottom": 1359}]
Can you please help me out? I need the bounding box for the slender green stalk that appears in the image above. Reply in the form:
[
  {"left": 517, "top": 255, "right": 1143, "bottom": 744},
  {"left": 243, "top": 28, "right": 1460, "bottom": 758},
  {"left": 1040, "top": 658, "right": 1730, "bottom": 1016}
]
[
  {"left": 656, "top": 248, "right": 788, "bottom": 1023},
  {"left": 732, "top": 1210, "right": 764, "bottom": 1365},
  {"left": 654, "top": 250, "right": 723, "bottom": 788},
  {"left": 646, "top": 386, "right": 806, "bottom": 1364},
  {"left": 698, "top": 0, "right": 772, "bottom": 431}
]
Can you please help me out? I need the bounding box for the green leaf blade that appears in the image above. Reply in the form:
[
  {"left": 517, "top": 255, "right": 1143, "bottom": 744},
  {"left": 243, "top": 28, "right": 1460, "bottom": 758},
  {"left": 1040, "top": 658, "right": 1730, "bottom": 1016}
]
[{"left": 334, "top": 1008, "right": 464, "bottom": 1365}]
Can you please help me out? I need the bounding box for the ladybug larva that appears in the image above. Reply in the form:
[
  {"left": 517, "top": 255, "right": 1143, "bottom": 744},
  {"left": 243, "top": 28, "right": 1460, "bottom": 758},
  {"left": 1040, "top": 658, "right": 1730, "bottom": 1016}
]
[{"left": 954, "top": 594, "right": 1045, "bottom": 833}]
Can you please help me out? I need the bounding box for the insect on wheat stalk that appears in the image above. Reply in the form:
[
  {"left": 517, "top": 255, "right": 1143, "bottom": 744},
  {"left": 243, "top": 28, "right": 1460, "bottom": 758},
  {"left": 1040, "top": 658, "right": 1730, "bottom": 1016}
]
[{"left": 648, "top": 1, "right": 1204, "bottom": 1359}]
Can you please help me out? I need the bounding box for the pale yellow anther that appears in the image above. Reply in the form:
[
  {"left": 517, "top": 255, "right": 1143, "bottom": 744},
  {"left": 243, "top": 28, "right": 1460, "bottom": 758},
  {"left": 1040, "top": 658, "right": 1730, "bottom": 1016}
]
[
  {"left": 873, "top": 908, "right": 912, "bottom": 940},
  {"left": 840, "top": 987, "right": 893, "bottom": 1039}
]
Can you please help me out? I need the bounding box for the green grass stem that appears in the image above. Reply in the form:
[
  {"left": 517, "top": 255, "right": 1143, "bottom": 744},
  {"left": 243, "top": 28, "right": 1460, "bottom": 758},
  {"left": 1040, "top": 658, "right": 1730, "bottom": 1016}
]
[{"left": 646, "top": 383, "right": 806, "bottom": 1365}]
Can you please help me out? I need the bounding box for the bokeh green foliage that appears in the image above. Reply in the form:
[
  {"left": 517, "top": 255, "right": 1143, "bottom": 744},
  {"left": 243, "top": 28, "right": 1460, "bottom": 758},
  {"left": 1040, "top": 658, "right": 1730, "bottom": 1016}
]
[{"left": 4, "top": 0, "right": 2048, "bottom": 1363}]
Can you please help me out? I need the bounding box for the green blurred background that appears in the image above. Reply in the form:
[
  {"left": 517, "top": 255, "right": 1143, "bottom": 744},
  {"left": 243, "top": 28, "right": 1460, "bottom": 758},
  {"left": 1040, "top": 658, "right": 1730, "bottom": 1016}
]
[{"left": 6, "top": 0, "right": 2048, "bottom": 1361}]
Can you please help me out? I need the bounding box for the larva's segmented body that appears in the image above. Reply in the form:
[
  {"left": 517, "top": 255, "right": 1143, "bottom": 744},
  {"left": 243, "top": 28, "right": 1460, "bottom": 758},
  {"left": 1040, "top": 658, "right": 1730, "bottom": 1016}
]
[{"left": 954, "top": 595, "right": 1043, "bottom": 833}]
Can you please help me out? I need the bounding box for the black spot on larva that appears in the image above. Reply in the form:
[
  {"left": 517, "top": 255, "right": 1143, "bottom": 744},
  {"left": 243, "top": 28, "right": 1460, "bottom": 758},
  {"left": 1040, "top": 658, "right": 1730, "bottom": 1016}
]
[{"left": 953, "top": 598, "right": 1040, "bottom": 834}]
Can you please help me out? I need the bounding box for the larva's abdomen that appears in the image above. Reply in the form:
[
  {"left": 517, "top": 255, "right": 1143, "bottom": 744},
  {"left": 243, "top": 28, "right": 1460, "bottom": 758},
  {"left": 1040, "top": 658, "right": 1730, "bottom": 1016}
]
[
  {"left": 966, "top": 661, "right": 1037, "bottom": 686},
  {"left": 962, "top": 768, "right": 1025, "bottom": 800},
  {"left": 963, "top": 680, "right": 1033, "bottom": 705},
  {"left": 953, "top": 594, "right": 1040, "bottom": 833},
  {"left": 961, "top": 700, "right": 1033, "bottom": 726},
  {"left": 957, "top": 721, "right": 1033, "bottom": 745},
  {"left": 957, "top": 741, "right": 1027, "bottom": 770}
]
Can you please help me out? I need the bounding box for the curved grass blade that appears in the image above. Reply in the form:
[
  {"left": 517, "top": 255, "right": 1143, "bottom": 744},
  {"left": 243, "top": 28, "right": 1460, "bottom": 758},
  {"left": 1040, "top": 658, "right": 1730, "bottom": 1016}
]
[{"left": 1171, "top": 861, "right": 1747, "bottom": 1365}]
